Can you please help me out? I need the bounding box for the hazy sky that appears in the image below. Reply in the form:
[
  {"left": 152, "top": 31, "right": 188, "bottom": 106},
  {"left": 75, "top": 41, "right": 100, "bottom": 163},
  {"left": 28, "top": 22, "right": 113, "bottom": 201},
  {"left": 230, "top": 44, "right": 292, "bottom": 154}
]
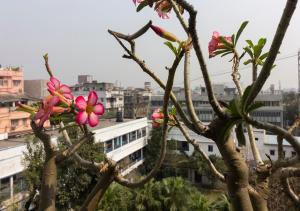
[{"left": 0, "top": 1, "right": 299, "bottom": 90}]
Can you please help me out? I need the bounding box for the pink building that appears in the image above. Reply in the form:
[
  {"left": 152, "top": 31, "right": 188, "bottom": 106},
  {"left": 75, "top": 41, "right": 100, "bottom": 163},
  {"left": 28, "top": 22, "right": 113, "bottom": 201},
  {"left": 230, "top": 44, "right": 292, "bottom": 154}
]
[{"left": 0, "top": 67, "right": 38, "bottom": 136}]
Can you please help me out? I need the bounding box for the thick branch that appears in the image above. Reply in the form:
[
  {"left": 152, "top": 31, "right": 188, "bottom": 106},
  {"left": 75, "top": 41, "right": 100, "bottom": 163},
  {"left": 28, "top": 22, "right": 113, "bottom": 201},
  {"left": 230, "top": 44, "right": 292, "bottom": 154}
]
[
  {"left": 174, "top": 116, "right": 225, "bottom": 182},
  {"left": 183, "top": 49, "right": 208, "bottom": 132},
  {"left": 80, "top": 163, "right": 117, "bottom": 211},
  {"left": 245, "top": 116, "right": 300, "bottom": 157},
  {"left": 176, "top": 0, "right": 226, "bottom": 118},
  {"left": 244, "top": 0, "right": 298, "bottom": 106}
]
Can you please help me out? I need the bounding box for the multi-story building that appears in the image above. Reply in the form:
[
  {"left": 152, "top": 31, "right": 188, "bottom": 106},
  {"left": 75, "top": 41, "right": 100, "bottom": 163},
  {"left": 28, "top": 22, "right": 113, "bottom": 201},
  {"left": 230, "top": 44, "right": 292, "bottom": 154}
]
[
  {"left": 0, "top": 117, "right": 149, "bottom": 209},
  {"left": 71, "top": 81, "right": 124, "bottom": 113},
  {"left": 124, "top": 83, "right": 152, "bottom": 119},
  {"left": 0, "top": 67, "right": 39, "bottom": 136},
  {"left": 78, "top": 75, "right": 93, "bottom": 84},
  {"left": 151, "top": 84, "right": 284, "bottom": 127},
  {"left": 0, "top": 67, "right": 23, "bottom": 95},
  {"left": 24, "top": 79, "right": 48, "bottom": 100}
]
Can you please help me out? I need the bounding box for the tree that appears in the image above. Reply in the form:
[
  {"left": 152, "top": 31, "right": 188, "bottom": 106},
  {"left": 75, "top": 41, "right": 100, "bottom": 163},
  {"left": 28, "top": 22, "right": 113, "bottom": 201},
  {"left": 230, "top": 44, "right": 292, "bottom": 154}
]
[{"left": 20, "top": 0, "right": 300, "bottom": 210}]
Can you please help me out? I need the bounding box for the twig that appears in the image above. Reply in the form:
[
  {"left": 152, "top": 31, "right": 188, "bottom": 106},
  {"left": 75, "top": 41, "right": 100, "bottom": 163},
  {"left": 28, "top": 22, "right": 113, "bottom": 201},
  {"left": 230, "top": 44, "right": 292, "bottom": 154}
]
[
  {"left": 168, "top": 0, "right": 189, "bottom": 34},
  {"left": 174, "top": 116, "right": 225, "bottom": 182}
]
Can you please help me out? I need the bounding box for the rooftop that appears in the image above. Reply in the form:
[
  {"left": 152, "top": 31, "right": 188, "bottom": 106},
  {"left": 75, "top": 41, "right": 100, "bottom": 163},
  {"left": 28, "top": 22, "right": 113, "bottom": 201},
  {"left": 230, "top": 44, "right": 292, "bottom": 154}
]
[
  {"left": 0, "top": 137, "right": 26, "bottom": 150},
  {"left": 90, "top": 118, "right": 145, "bottom": 131},
  {"left": 0, "top": 94, "right": 40, "bottom": 103}
]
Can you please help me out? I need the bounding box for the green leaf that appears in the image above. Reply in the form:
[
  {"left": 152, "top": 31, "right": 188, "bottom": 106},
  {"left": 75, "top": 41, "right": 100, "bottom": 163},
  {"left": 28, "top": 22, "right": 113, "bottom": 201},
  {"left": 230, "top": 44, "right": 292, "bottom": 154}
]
[
  {"left": 16, "top": 107, "right": 35, "bottom": 115},
  {"left": 246, "top": 101, "right": 264, "bottom": 113},
  {"left": 254, "top": 38, "right": 267, "bottom": 58},
  {"left": 243, "top": 47, "right": 253, "bottom": 58},
  {"left": 246, "top": 40, "right": 254, "bottom": 48},
  {"left": 259, "top": 52, "right": 269, "bottom": 61},
  {"left": 241, "top": 85, "right": 252, "bottom": 109},
  {"left": 219, "top": 36, "right": 233, "bottom": 49},
  {"left": 164, "top": 41, "right": 177, "bottom": 57},
  {"left": 235, "top": 123, "right": 246, "bottom": 146},
  {"left": 235, "top": 21, "right": 249, "bottom": 45},
  {"left": 136, "top": 0, "right": 149, "bottom": 12},
  {"left": 169, "top": 106, "right": 177, "bottom": 116},
  {"left": 228, "top": 97, "right": 242, "bottom": 118},
  {"left": 221, "top": 52, "right": 233, "bottom": 57},
  {"left": 217, "top": 119, "right": 240, "bottom": 144},
  {"left": 231, "top": 34, "right": 235, "bottom": 46},
  {"left": 243, "top": 59, "right": 252, "bottom": 65}
]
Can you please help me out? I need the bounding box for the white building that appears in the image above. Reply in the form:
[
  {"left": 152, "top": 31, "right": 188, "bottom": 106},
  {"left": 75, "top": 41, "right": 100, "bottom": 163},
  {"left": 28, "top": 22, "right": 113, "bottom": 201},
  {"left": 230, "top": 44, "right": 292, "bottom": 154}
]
[
  {"left": 0, "top": 117, "right": 148, "bottom": 209},
  {"left": 168, "top": 127, "right": 299, "bottom": 161}
]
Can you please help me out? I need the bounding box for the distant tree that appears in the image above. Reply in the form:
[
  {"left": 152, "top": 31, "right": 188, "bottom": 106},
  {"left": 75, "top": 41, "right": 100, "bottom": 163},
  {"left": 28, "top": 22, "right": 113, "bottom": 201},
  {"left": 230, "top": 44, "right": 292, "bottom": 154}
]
[{"left": 282, "top": 91, "right": 298, "bottom": 128}]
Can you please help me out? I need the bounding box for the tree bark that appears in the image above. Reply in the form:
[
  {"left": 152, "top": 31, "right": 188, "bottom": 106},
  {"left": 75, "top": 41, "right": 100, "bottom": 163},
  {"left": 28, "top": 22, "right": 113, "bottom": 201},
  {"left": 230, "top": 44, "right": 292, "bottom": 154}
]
[
  {"left": 208, "top": 118, "right": 254, "bottom": 211},
  {"left": 80, "top": 165, "right": 116, "bottom": 211},
  {"left": 39, "top": 152, "right": 58, "bottom": 211}
]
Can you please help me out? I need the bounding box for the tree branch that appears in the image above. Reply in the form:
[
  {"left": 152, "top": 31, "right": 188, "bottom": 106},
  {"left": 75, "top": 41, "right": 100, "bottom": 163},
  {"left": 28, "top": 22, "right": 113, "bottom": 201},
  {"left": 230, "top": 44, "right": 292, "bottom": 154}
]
[
  {"left": 169, "top": 0, "right": 189, "bottom": 34},
  {"left": 244, "top": 0, "right": 298, "bottom": 106},
  {"left": 114, "top": 43, "right": 181, "bottom": 188},
  {"left": 183, "top": 49, "right": 208, "bottom": 132},
  {"left": 175, "top": 0, "right": 226, "bottom": 118},
  {"left": 108, "top": 28, "right": 201, "bottom": 134},
  {"left": 245, "top": 116, "right": 300, "bottom": 157},
  {"left": 174, "top": 116, "right": 225, "bottom": 182}
]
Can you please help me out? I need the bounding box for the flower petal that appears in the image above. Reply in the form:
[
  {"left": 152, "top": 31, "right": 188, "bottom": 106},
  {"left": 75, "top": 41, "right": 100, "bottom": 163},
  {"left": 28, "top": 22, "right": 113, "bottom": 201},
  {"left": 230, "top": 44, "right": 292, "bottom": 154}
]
[
  {"left": 75, "top": 111, "right": 88, "bottom": 125},
  {"left": 60, "top": 84, "right": 71, "bottom": 94},
  {"left": 93, "top": 103, "right": 105, "bottom": 115},
  {"left": 38, "top": 111, "right": 51, "bottom": 127},
  {"left": 34, "top": 109, "right": 45, "bottom": 120},
  {"left": 48, "top": 96, "right": 60, "bottom": 107},
  {"left": 88, "top": 91, "right": 98, "bottom": 105},
  {"left": 63, "top": 93, "right": 74, "bottom": 100},
  {"left": 75, "top": 96, "right": 87, "bottom": 110},
  {"left": 47, "top": 82, "right": 55, "bottom": 91},
  {"left": 88, "top": 112, "right": 99, "bottom": 127},
  {"left": 50, "top": 77, "right": 60, "bottom": 89}
]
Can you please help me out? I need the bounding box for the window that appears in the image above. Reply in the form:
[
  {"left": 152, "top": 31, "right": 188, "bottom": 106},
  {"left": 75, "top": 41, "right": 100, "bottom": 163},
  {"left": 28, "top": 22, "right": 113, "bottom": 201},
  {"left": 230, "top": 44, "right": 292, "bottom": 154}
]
[
  {"left": 122, "top": 134, "right": 128, "bottom": 145},
  {"left": 142, "top": 127, "right": 147, "bottom": 137},
  {"left": 291, "top": 151, "right": 296, "bottom": 157},
  {"left": 208, "top": 145, "right": 213, "bottom": 152},
  {"left": 129, "top": 131, "right": 136, "bottom": 142},
  {"left": 0, "top": 78, "right": 8, "bottom": 86},
  {"left": 13, "top": 80, "right": 21, "bottom": 86},
  {"left": 137, "top": 130, "right": 142, "bottom": 139},
  {"left": 114, "top": 137, "right": 121, "bottom": 149},
  {"left": 105, "top": 140, "right": 113, "bottom": 153},
  {"left": 283, "top": 151, "right": 286, "bottom": 157},
  {"left": 270, "top": 150, "right": 275, "bottom": 156},
  {"left": 255, "top": 137, "right": 259, "bottom": 141},
  {"left": 11, "top": 119, "right": 19, "bottom": 128}
]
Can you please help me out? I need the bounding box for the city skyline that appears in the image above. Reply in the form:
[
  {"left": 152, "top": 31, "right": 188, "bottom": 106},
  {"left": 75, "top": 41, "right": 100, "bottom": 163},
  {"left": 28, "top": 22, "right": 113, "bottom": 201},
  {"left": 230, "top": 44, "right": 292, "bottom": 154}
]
[{"left": 0, "top": 0, "right": 299, "bottom": 90}]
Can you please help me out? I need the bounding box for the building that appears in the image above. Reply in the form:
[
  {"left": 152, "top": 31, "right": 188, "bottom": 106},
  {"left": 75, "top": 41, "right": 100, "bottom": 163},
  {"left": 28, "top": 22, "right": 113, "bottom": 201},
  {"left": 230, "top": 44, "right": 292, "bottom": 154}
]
[
  {"left": 24, "top": 79, "right": 48, "bottom": 100},
  {"left": 0, "top": 67, "right": 24, "bottom": 95},
  {"left": 151, "top": 84, "right": 284, "bottom": 127},
  {"left": 78, "top": 75, "right": 93, "bottom": 84},
  {"left": 168, "top": 127, "right": 298, "bottom": 161},
  {"left": 123, "top": 85, "right": 152, "bottom": 119},
  {"left": 0, "top": 117, "right": 149, "bottom": 209},
  {"left": 0, "top": 67, "right": 39, "bottom": 136},
  {"left": 71, "top": 81, "right": 124, "bottom": 113}
]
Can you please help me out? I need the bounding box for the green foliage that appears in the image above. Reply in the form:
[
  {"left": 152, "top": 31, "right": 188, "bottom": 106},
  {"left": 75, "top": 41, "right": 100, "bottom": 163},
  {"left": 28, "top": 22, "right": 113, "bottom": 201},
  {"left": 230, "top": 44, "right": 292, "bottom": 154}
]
[
  {"left": 98, "top": 177, "right": 214, "bottom": 211},
  {"left": 136, "top": 0, "right": 149, "bottom": 12},
  {"left": 234, "top": 21, "right": 249, "bottom": 46},
  {"left": 164, "top": 41, "right": 182, "bottom": 58},
  {"left": 209, "top": 194, "right": 231, "bottom": 211},
  {"left": 243, "top": 38, "right": 270, "bottom": 67}
]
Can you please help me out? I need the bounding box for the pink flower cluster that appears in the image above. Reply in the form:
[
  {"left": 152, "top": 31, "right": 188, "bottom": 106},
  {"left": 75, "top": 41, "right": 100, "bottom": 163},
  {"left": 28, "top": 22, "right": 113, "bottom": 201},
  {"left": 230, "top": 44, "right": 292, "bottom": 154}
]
[
  {"left": 31, "top": 76, "right": 105, "bottom": 127},
  {"left": 208, "top": 31, "right": 232, "bottom": 58}
]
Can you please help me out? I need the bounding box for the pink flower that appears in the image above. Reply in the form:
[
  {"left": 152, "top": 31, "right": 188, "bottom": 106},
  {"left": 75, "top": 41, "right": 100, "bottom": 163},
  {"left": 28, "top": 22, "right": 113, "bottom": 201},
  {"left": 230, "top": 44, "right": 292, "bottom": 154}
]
[
  {"left": 208, "top": 31, "right": 232, "bottom": 58},
  {"left": 75, "top": 91, "right": 105, "bottom": 127},
  {"left": 151, "top": 108, "right": 164, "bottom": 128},
  {"left": 47, "top": 76, "right": 73, "bottom": 100},
  {"left": 155, "top": 0, "right": 171, "bottom": 19},
  {"left": 34, "top": 95, "right": 62, "bottom": 127}
]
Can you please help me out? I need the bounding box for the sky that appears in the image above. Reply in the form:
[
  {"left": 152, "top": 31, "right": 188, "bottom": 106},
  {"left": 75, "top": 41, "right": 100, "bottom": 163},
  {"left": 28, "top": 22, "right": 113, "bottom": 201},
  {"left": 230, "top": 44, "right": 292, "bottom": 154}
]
[{"left": 0, "top": 0, "right": 299, "bottom": 91}]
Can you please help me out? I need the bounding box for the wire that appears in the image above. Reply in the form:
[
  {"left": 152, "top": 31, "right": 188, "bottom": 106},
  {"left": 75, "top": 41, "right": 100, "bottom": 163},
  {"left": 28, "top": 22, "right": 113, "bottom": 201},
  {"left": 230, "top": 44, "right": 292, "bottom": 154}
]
[{"left": 152, "top": 53, "right": 298, "bottom": 90}]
